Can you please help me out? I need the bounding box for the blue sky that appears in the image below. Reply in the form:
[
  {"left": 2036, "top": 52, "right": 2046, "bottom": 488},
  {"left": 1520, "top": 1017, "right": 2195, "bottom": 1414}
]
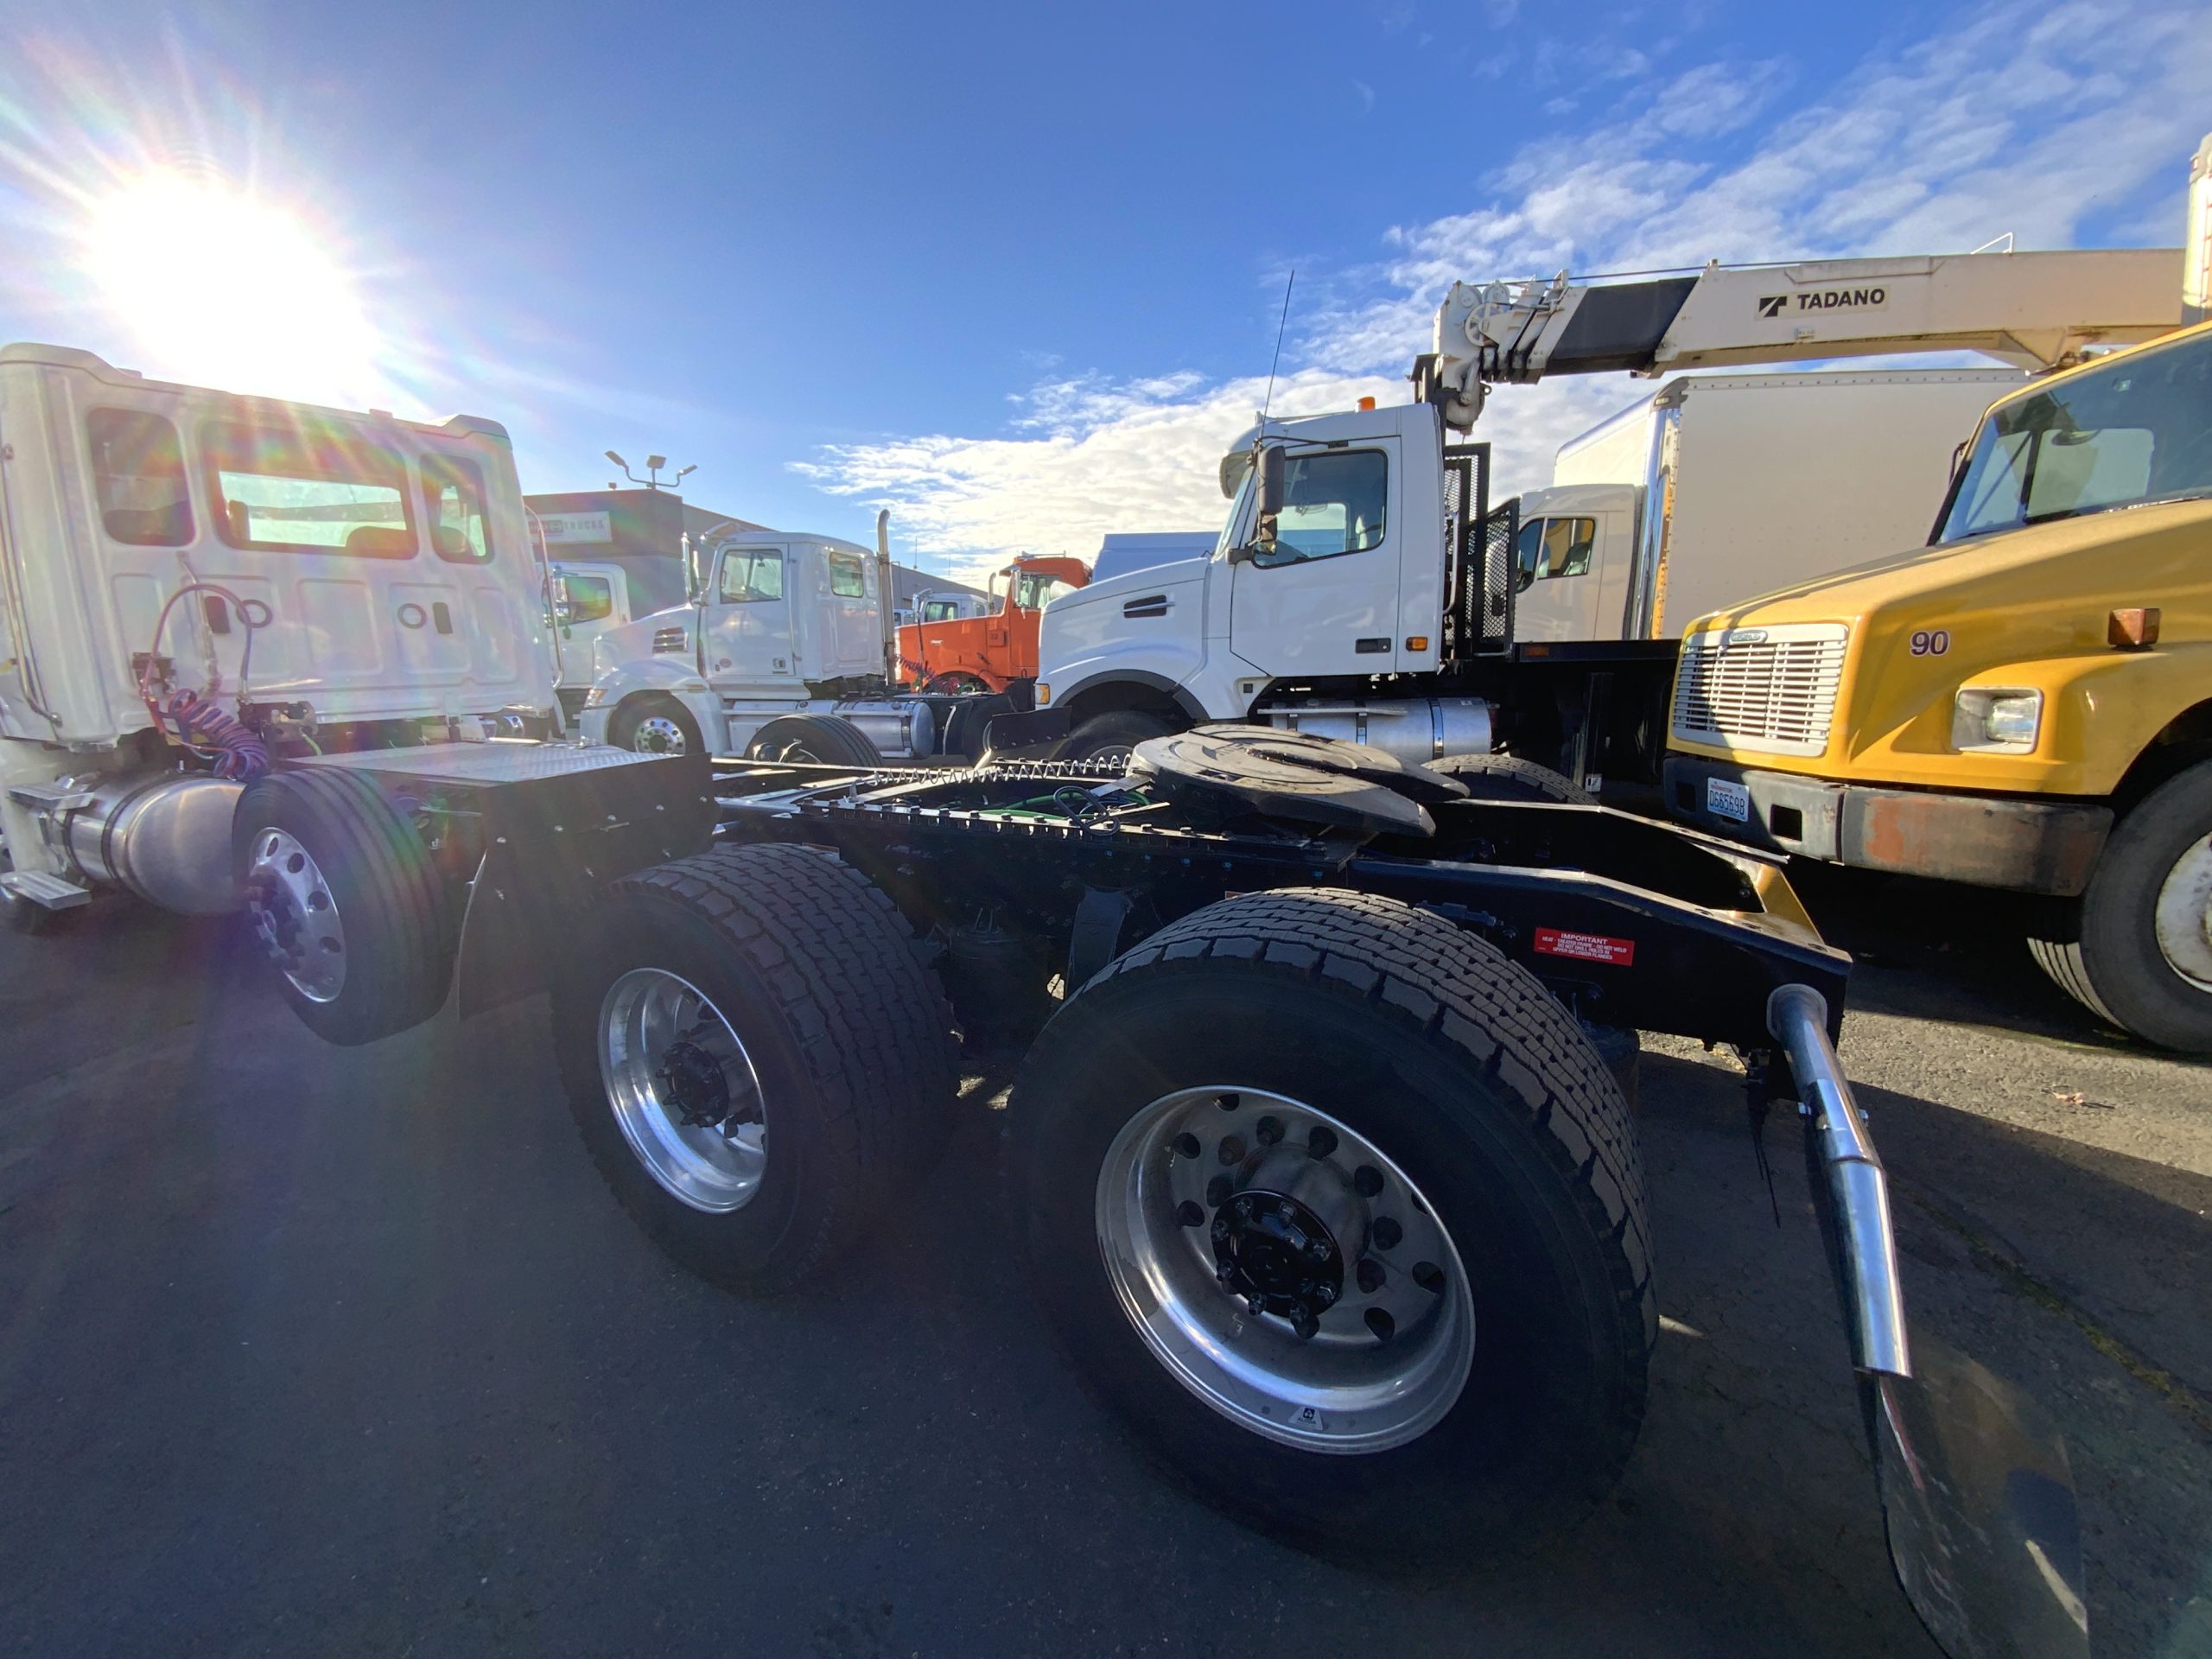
[{"left": 1, "top": 0, "right": 2205, "bottom": 582}]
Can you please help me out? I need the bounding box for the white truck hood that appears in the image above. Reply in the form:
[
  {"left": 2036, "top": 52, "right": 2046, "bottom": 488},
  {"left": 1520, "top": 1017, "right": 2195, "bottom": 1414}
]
[{"left": 593, "top": 603, "right": 697, "bottom": 677}]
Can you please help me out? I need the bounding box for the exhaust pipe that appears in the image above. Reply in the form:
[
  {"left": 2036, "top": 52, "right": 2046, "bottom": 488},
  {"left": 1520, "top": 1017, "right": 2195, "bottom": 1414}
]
[{"left": 874, "top": 508, "right": 897, "bottom": 686}]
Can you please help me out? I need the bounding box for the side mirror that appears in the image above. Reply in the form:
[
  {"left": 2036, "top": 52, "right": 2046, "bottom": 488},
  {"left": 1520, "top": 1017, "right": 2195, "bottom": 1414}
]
[
  {"left": 1256, "top": 446, "right": 1286, "bottom": 518},
  {"left": 1516, "top": 566, "right": 1536, "bottom": 594}
]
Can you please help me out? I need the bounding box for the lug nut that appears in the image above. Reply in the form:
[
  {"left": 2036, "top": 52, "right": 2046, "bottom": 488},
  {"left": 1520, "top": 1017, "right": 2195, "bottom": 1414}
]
[
  {"left": 1211, "top": 1216, "right": 1230, "bottom": 1241},
  {"left": 1206, "top": 1175, "right": 1232, "bottom": 1207},
  {"left": 1171, "top": 1132, "right": 1201, "bottom": 1159},
  {"left": 1255, "top": 1116, "right": 1283, "bottom": 1147},
  {"left": 1357, "top": 1258, "right": 1387, "bottom": 1294},
  {"left": 1246, "top": 1294, "right": 1267, "bottom": 1317},
  {"left": 1306, "top": 1126, "right": 1338, "bottom": 1160},
  {"left": 1234, "top": 1196, "right": 1255, "bottom": 1221},
  {"left": 1314, "top": 1283, "right": 1337, "bottom": 1306},
  {"left": 1353, "top": 1165, "right": 1384, "bottom": 1198},
  {"left": 1364, "top": 1307, "right": 1395, "bottom": 1344},
  {"left": 1412, "top": 1261, "right": 1445, "bottom": 1294},
  {"left": 1176, "top": 1200, "right": 1205, "bottom": 1228},
  {"left": 1306, "top": 1237, "right": 1332, "bottom": 1262},
  {"left": 1371, "top": 1217, "right": 1403, "bottom": 1251}
]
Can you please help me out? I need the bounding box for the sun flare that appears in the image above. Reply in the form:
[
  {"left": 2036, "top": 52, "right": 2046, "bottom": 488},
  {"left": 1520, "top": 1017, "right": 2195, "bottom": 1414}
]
[{"left": 84, "top": 170, "right": 381, "bottom": 403}]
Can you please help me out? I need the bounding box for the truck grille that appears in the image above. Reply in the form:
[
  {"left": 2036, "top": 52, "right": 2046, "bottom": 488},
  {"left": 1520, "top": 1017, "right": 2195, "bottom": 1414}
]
[{"left": 1671, "top": 624, "right": 1847, "bottom": 757}]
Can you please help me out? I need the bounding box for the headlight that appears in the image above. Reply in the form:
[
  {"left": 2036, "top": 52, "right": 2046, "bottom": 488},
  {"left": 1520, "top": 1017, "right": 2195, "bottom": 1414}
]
[
  {"left": 1952, "top": 688, "right": 2041, "bottom": 752},
  {"left": 582, "top": 684, "right": 607, "bottom": 708}
]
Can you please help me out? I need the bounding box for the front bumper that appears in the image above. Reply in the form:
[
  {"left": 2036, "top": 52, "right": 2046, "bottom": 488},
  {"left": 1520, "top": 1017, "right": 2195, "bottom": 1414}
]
[{"left": 1663, "top": 755, "right": 2111, "bottom": 896}]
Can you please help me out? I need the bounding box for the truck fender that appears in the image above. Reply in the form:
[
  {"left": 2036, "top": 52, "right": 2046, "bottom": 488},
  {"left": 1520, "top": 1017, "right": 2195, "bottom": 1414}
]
[
  {"left": 1053, "top": 670, "right": 1211, "bottom": 728},
  {"left": 588, "top": 659, "right": 722, "bottom": 747}
]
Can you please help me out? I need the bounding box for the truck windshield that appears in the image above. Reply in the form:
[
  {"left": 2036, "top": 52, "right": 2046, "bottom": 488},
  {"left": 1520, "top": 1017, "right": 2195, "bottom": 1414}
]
[
  {"left": 1014, "top": 573, "right": 1071, "bottom": 609},
  {"left": 1936, "top": 329, "right": 2212, "bottom": 542}
]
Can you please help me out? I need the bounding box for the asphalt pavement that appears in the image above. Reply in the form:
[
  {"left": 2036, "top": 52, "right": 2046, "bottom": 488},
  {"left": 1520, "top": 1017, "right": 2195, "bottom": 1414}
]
[{"left": 2, "top": 869, "right": 2208, "bottom": 1657}]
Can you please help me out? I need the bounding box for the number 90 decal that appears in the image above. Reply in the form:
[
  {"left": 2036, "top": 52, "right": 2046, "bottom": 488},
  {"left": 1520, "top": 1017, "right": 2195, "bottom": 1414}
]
[{"left": 1910, "top": 629, "right": 1951, "bottom": 656}]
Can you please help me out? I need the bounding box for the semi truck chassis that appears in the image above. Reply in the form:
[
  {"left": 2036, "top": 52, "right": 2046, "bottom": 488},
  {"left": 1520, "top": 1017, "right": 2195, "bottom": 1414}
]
[{"left": 499, "top": 727, "right": 2083, "bottom": 1659}]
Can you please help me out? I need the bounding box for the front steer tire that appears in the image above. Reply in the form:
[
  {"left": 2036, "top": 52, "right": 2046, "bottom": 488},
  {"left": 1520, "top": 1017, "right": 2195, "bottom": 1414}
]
[
  {"left": 2030, "top": 758, "right": 2212, "bottom": 1053},
  {"left": 1063, "top": 709, "right": 1173, "bottom": 767},
  {"left": 232, "top": 768, "right": 451, "bottom": 1046},
  {"left": 1008, "top": 887, "right": 1653, "bottom": 1568},
  {"left": 609, "top": 694, "right": 704, "bottom": 757},
  {"left": 553, "top": 844, "right": 959, "bottom": 1294}
]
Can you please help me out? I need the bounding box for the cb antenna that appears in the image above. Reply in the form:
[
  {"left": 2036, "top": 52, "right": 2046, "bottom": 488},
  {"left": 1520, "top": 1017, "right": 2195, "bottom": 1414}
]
[{"left": 1259, "top": 269, "right": 1295, "bottom": 425}]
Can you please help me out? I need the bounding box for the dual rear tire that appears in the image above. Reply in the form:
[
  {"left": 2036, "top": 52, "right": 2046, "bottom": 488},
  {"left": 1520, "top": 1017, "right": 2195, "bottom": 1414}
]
[
  {"left": 552, "top": 844, "right": 958, "bottom": 1293},
  {"left": 232, "top": 769, "right": 450, "bottom": 1046},
  {"left": 558, "top": 848, "right": 1652, "bottom": 1561}
]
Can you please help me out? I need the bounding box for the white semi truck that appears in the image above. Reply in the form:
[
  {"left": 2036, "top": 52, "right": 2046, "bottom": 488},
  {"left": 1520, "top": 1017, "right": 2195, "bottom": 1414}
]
[
  {"left": 577, "top": 518, "right": 992, "bottom": 764},
  {"left": 1016, "top": 248, "right": 2182, "bottom": 786},
  {"left": 545, "top": 556, "right": 636, "bottom": 721},
  {"left": 1511, "top": 367, "right": 2029, "bottom": 644},
  {"left": 0, "top": 341, "right": 716, "bottom": 1044}
]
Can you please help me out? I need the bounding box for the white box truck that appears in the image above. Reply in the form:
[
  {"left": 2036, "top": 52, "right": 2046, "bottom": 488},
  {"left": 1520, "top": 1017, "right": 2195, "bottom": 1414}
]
[{"left": 1510, "top": 367, "right": 2030, "bottom": 644}]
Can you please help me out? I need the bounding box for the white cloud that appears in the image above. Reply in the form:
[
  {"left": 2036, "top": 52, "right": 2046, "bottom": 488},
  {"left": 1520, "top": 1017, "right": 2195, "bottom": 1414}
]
[
  {"left": 798, "top": 368, "right": 1400, "bottom": 587},
  {"left": 798, "top": 0, "right": 2211, "bottom": 576}
]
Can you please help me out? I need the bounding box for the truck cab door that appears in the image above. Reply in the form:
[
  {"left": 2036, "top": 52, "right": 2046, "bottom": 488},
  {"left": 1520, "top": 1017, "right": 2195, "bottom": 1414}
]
[
  {"left": 1228, "top": 441, "right": 1402, "bottom": 677},
  {"left": 1510, "top": 513, "right": 1606, "bottom": 641},
  {"left": 706, "top": 545, "right": 798, "bottom": 684}
]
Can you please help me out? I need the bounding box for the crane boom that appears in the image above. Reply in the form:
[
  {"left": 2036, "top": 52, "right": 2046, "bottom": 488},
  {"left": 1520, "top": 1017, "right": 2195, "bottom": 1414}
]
[{"left": 1421, "top": 247, "right": 2184, "bottom": 430}]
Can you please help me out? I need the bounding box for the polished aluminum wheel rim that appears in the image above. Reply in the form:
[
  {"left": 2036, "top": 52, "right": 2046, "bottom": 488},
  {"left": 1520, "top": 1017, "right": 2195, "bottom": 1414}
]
[
  {"left": 2153, "top": 831, "right": 2212, "bottom": 992},
  {"left": 245, "top": 829, "right": 346, "bottom": 1002},
  {"left": 598, "top": 968, "right": 766, "bottom": 1212},
  {"left": 1095, "top": 1086, "right": 1475, "bottom": 1454},
  {"left": 632, "top": 715, "right": 690, "bottom": 755}
]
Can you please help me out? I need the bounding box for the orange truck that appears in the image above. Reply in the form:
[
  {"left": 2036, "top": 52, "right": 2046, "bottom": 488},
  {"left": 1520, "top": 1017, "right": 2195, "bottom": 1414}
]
[{"left": 899, "top": 553, "right": 1089, "bottom": 694}]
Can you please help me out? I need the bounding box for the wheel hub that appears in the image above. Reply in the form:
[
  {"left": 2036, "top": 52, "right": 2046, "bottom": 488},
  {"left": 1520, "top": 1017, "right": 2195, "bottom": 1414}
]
[
  {"left": 1212, "top": 1189, "right": 1344, "bottom": 1338},
  {"left": 658, "top": 1035, "right": 752, "bottom": 1130},
  {"left": 599, "top": 969, "right": 768, "bottom": 1214},
  {"left": 635, "top": 715, "right": 689, "bottom": 754},
  {"left": 2153, "top": 831, "right": 2212, "bottom": 992},
  {"left": 1095, "top": 1087, "right": 1474, "bottom": 1454},
  {"left": 243, "top": 830, "right": 346, "bottom": 1002}
]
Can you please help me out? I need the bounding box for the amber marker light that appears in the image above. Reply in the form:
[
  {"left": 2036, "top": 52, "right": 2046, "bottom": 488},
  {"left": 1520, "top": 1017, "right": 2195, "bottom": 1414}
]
[{"left": 2108, "top": 607, "right": 2162, "bottom": 649}]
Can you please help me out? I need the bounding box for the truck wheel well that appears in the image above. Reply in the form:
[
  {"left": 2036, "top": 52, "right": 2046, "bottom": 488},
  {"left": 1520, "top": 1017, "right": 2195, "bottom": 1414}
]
[
  {"left": 2115, "top": 699, "right": 2212, "bottom": 812},
  {"left": 1060, "top": 680, "right": 1193, "bottom": 732}
]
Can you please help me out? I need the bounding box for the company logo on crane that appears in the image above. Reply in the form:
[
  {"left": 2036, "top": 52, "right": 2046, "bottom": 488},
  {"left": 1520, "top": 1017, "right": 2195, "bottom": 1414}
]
[{"left": 1758, "top": 287, "right": 1890, "bottom": 319}]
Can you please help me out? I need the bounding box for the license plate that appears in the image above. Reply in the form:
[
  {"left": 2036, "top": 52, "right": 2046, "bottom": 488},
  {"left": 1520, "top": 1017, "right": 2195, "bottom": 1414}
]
[{"left": 1705, "top": 778, "right": 1751, "bottom": 823}]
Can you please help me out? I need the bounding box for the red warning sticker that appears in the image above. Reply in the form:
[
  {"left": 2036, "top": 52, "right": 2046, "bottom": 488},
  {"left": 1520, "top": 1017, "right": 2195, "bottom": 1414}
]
[{"left": 1535, "top": 926, "right": 1636, "bottom": 967}]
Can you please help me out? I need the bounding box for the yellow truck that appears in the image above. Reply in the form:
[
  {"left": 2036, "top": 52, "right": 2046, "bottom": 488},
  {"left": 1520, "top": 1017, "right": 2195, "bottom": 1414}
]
[{"left": 1665, "top": 318, "right": 2212, "bottom": 1051}]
